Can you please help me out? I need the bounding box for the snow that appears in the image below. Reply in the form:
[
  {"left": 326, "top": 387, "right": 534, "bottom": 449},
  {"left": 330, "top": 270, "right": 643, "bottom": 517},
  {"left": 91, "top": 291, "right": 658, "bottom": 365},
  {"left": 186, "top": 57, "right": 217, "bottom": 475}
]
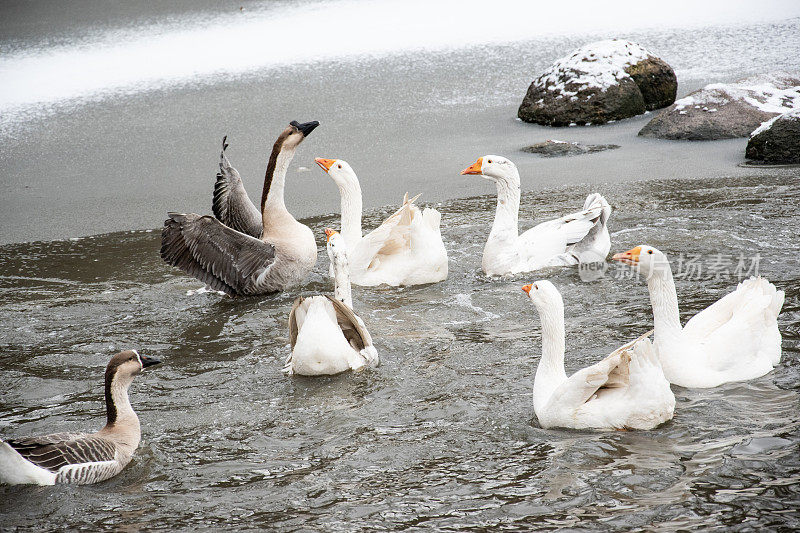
[
  {"left": 534, "top": 40, "right": 656, "bottom": 97},
  {"left": 674, "top": 72, "right": 800, "bottom": 113},
  {"left": 750, "top": 106, "right": 800, "bottom": 137}
]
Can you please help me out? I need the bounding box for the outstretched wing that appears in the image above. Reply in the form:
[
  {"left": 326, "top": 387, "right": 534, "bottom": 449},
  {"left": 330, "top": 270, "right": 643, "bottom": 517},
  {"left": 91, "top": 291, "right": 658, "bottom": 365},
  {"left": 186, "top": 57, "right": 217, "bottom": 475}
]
[
  {"left": 212, "top": 136, "right": 263, "bottom": 239},
  {"left": 7, "top": 433, "right": 115, "bottom": 473},
  {"left": 160, "top": 212, "right": 276, "bottom": 296}
]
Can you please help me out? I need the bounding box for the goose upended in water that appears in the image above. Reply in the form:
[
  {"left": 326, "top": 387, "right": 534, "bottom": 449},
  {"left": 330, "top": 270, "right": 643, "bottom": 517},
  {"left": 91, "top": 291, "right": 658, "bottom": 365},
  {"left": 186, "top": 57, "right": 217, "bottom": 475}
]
[
  {"left": 314, "top": 158, "right": 448, "bottom": 286},
  {"left": 0, "top": 350, "right": 160, "bottom": 485},
  {"left": 523, "top": 280, "right": 674, "bottom": 430},
  {"left": 161, "top": 121, "right": 320, "bottom": 296},
  {"left": 460, "top": 156, "right": 611, "bottom": 276},
  {"left": 613, "top": 245, "right": 784, "bottom": 388},
  {"left": 285, "top": 228, "right": 379, "bottom": 376}
]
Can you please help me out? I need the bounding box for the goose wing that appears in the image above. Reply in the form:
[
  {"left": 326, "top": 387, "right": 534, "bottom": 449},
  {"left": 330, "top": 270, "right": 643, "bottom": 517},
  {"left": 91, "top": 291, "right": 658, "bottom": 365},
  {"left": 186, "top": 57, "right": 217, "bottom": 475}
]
[
  {"left": 324, "top": 295, "right": 374, "bottom": 351},
  {"left": 548, "top": 330, "right": 652, "bottom": 407},
  {"left": 288, "top": 296, "right": 305, "bottom": 350},
  {"left": 519, "top": 194, "right": 606, "bottom": 257},
  {"left": 212, "top": 136, "right": 263, "bottom": 239},
  {"left": 161, "top": 212, "right": 276, "bottom": 297},
  {"left": 351, "top": 194, "right": 420, "bottom": 270},
  {"left": 7, "top": 433, "right": 116, "bottom": 473}
]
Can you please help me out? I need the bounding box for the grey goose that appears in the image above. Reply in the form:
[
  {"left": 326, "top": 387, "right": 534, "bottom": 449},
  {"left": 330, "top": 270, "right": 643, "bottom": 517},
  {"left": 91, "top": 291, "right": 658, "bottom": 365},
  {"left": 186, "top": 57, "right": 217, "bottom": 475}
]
[
  {"left": 0, "top": 350, "right": 160, "bottom": 485},
  {"left": 161, "top": 120, "right": 320, "bottom": 296}
]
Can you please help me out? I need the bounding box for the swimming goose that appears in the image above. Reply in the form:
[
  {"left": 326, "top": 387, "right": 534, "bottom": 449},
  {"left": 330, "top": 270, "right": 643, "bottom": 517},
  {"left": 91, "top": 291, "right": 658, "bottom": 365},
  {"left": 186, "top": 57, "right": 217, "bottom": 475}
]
[
  {"left": 460, "top": 156, "right": 611, "bottom": 276},
  {"left": 285, "top": 228, "right": 379, "bottom": 376},
  {"left": 314, "top": 158, "right": 448, "bottom": 286},
  {"left": 523, "top": 280, "right": 674, "bottom": 430},
  {"left": 613, "top": 246, "right": 784, "bottom": 388},
  {"left": 161, "top": 120, "right": 320, "bottom": 296},
  {"left": 0, "top": 350, "right": 160, "bottom": 485}
]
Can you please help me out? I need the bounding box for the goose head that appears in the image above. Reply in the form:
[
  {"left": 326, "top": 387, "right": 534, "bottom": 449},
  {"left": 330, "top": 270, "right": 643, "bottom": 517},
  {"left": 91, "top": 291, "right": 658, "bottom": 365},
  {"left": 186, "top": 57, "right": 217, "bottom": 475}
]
[
  {"left": 280, "top": 120, "right": 320, "bottom": 150},
  {"left": 315, "top": 158, "right": 359, "bottom": 189},
  {"left": 521, "top": 279, "right": 563, "bottom": 313},
  {"left": 105, "top": 350, "right": 161, "bottom": 386},
  {"left": 612, "top": 245, "right": 669, "bottom": 278},
  {"left": 460, "top": 155, "right": 519, "bottom": 187},
  {"left": 325, "top": 227, "right": 349, "bottom": 268}
]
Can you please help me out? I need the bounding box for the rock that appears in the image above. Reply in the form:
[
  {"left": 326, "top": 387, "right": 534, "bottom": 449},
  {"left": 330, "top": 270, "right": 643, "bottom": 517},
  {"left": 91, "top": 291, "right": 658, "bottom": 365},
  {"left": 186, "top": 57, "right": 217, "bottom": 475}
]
[
  {"left": 521, "top": 140, "right": 620, "bottom": 157},
  {"left": 745, "top": 108, "right": 800, "bottom": 164},
  {"left": 518, "top": 40, "right": 677, "bottom": 126},
  {"left": 639, "top": 72, "right": 800, "bottom": 140}
]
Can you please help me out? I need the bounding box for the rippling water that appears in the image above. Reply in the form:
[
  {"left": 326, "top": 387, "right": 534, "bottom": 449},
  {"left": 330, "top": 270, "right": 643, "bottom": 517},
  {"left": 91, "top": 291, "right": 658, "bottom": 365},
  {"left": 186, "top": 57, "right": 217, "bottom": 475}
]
[{"left": 1, "top": 172, "right": 798, "bottom": 530}]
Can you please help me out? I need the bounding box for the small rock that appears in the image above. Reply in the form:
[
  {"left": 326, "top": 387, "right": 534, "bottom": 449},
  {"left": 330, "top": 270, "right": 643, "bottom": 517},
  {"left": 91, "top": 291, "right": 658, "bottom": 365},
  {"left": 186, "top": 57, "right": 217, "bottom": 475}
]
[
  {"left": 518, "top": 40, "right": 677, "bottom": 126},
  {"left": 745, "top": 108, "right": 800, "bottom": 164},
  {"left": 639, "top": 72, "right": 800, "bottom": 140},
  {"left": 521, "top": 140, "right": 620, "bottom": 157}
]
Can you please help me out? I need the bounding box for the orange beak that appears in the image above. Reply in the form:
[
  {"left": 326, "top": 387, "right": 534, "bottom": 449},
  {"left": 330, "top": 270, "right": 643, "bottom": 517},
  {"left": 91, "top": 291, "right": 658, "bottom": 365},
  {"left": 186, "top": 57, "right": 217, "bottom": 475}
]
[
  {"left": 315, "top": 158, "right": 336, "bottom": 172},
  {"left": 522, "top": 283, "right": 532, "bottom": 295},
  {"left": 612, "top": 246, "right": 642, "bottom": 266},
  {"left": 324, "top": 227, "right": 338, "bottom": 242},
  {"left": 460, "top": 157, "right": 483, "bottom": 175}
]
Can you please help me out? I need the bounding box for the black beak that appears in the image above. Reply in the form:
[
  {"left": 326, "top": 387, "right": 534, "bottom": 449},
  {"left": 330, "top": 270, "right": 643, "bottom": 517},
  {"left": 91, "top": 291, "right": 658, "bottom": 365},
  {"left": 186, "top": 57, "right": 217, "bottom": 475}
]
[
  {"left": 290, "top": 120, "right": 320, "bottom": 137},
  {"left": 140, "top": 354, "right": 161, "bottom": 368}
]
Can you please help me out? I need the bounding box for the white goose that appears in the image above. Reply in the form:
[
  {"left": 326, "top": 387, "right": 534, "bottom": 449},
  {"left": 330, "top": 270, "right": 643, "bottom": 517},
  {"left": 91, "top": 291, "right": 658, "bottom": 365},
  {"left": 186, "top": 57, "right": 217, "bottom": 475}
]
[
  {"left": 285, "top": 228, "right": 379, "bottom": 376},
  {"left": 524, "top": 280, "right": 675, "bottom": 430},
  {"left": 0, "top": 350, "right": 160, "bottom": 485},
  {"left": 460, "top": 156, "right": 611, "bottom": 276},
  {"left": 613, "top": 245, "right": 784, "bottom": 388},
  {"left": 314, "top": 158, "right": 448, "bottom": 286}
]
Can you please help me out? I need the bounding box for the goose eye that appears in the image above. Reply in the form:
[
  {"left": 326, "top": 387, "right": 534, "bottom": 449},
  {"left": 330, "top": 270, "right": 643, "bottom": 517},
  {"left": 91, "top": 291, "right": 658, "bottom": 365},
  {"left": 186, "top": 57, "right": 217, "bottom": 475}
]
[
  {"left": 534, "top": 284, "right": 538, "bottom": 290},
  {"left": 337, "top": 164, "right": 342, "bottom": 169},
  {"left": 487, "top": 159, "right": 492, "bottom": 163},
  {"left": 648, "top": 250, "right": 653, "bottom": 254}
]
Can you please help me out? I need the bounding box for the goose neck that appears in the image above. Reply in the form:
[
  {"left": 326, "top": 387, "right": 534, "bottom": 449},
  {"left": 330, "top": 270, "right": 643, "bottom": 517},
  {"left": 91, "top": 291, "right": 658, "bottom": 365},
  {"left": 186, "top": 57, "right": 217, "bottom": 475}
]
[
  {"left": 261, "top": 144, "right": 296, "bottom": 224},
  {"left": 104, "top": 374, "right": 140, "bottom": 435},
  {"left": 338, "top": 179, "right": 363, "bottom": 247},
  {"left": 533, "top": 302, "right": 568, "bottom": 413},
  {"left": 332, "top": 253, "right": 353, "bottom": 309},
  {"left": 645, "top": 261, "right": 682, "bottom": 338},
  {"left": 491, "top": 178, "right": 521, "bottom": 238}
]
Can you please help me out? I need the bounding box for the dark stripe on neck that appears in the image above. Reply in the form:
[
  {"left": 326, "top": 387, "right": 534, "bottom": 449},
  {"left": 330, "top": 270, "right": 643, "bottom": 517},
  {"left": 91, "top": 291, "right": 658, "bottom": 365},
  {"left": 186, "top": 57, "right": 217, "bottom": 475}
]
[
  {"left": 261, "top": 130, "right": 292, "bottom": 213},
  {"left": 104, "top": 365, "right": 119, "bottom": 425}
]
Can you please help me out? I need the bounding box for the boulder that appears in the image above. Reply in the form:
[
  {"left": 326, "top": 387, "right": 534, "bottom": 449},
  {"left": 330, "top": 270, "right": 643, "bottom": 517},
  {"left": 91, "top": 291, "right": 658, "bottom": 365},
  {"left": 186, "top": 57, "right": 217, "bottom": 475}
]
[
  {"left": 745, "top": 108, "right": 800, "bottom": 164},
  {"left": 639, "top": 72, "right": 800, "bottom": 140},
  {"left": 521, "top": 140, "right": 620, "bottom": 157},
  {"left": 518, "top": 40, "right": 677, "bottom": 126}
]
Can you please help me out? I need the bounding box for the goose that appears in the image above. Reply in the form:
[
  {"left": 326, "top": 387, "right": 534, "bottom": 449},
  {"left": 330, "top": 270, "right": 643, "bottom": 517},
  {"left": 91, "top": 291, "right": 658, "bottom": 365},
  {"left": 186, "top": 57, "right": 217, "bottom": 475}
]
[
  {"left": 285, "top": 228, "right": 379, "bottom": 375},
  {"left": 523, "top": 280, "right": 674, "bottom": 430},
  {"left": 161, "top": 120, "right": 320, "bottom": 296},
  {"left": 612, "top": 245, "right": 784, "bottom": 388},
  {"left": 460, "top": 156, "right": 611, "bottom": 276},
  {"left": 314, "top": 157, "right": 448, "bottom": 286},
  {"left": 0, "top": 350, "right": 160, "bottom": 485}
]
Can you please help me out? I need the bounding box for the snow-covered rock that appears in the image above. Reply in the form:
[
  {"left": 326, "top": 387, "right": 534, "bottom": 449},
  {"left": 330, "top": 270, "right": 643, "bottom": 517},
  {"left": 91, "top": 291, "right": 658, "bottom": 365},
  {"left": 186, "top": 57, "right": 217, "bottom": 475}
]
[
  {"left": 517, "top": 40, "right": 676, "bottom": 126},
  {"left": 746, "top": 107, "right": 800, "bottom": 164},
  {"left": 639, "top": 72, "right": 800, "bottom": 140}
]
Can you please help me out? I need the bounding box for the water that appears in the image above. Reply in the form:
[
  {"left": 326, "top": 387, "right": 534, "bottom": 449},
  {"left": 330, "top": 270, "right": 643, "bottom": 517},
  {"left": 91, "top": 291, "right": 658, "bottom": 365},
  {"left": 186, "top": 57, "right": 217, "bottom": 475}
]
[
  {"left": 2, "top": 0, "right": 800, "bottom": 529},
  {"left": 1, "top": 172, "right": 799, "bottom": 529}
]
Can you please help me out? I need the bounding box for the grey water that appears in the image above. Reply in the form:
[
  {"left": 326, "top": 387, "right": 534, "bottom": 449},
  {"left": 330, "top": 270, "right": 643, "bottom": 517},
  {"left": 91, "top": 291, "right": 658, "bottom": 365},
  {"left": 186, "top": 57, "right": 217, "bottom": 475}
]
[{"left": 1, "top": 0, "right": 800, "bottom": 530}]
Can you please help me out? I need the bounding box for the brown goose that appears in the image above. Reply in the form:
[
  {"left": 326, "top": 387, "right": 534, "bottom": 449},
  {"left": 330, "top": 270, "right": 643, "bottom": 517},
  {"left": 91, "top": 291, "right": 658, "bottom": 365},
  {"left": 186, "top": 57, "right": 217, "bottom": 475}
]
[
  {"left": 161, "top": 120, "right": 319, "bottom": 296},
  {"left": 0, "top": 350, "right": 160, "bottom": 485}
]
